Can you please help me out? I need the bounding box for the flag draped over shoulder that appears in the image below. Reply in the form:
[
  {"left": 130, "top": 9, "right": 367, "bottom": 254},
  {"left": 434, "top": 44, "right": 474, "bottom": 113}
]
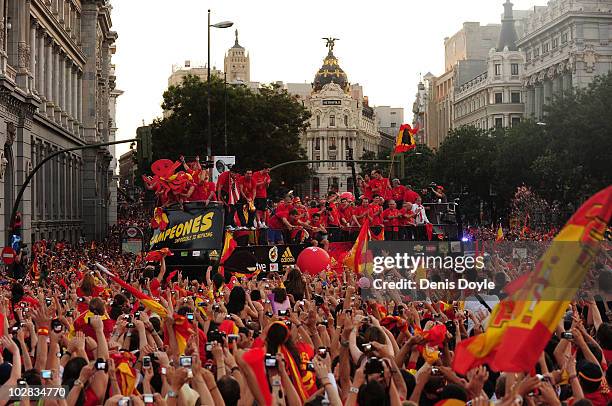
[
  {"left": 343, "top": 219, "right": 371, "bottom": 275},
  {"left": 95, "top": 263, "right": 168, "bottom": 318},
  {"left": 218, "top": 231, "right": 237, "bottom": 277},
  {"left": 394, "top": 124, "right": 418, "bottom": 154},
  {"left": 453, "top": 186, "right": 612, "bottom": 374}
]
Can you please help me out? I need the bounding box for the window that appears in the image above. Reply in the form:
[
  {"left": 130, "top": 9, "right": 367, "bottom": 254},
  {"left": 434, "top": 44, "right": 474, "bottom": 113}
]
[
  {"left": 329, "top": 115, "right": 335, "bottom": 127},
  {"left": 495, "top": 117, "right": 503, "bottom": 128},
  {"left": 390, "top": 111, "right": 396, "bottom": 115},
  {"left": 315, "top": 138, "right": 320, "bottom": 150},
  {"left": 344, "top": 115, "right": 348, "bottom": 127},
  {"left": 312, "top": 177, "right": 319, "bottom": 195},
  {"left": 534, "top": 47, "right": 540, "bottom": 57},
  {"left": 543, "top": 42, "right": 549, "bottom": 53},
  {"left": 552, "top": 38, "right": 559, "bottom": 49},
  {"left": 511, "top": 92, "right": 521, "bottom": 103},
  {"left": 511, "top": 117, "right": 521, "bottom": 127},
  {"left": 494, "top": 64, "right": 501, "bottom": 76},
  {"left": 329, "top": 137, "right": 336, "bottom": 150},
  {"left": 511, "top": 63, "right": 519, "bottom": 76},
  {"left": 316, "top": 115, "right": 320, "bottom": 127},
  {"left": 494, "top": 93, "right": 503, "bottom": 104},
  {"left": 561, "top": 33, "right": 568, "bottom": 44},
  {"left": 390, "top": 122, "right": 396, "bottom": 128}
]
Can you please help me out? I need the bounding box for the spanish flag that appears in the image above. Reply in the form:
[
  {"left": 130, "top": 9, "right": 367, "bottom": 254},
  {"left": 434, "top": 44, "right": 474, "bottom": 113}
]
[
  {"left": 343, "top": 219, "right": 371, "bottom": 275},
  {"left": 394, "top": 124, "right": 418, "bottom": 154},
  {"left": 95, "top": 263, "right": 168, "bottom": 318},
  {"left": 110, "top": 352, "right": 138, "bottom": 396},
  {"left": 453, "top": 186, "right": 612, "bottom": 374},
  {"left": 218, "top": 231, "right": 237, "bottom": 277},
  {"left": 495, "top": 223, "right": 504, "bottom": 242}
]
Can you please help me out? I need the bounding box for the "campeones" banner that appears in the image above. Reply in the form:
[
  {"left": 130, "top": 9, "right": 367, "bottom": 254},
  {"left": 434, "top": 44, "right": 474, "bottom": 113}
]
[{"left": 149, "top": 203, "right": 225, "bottom": 252}]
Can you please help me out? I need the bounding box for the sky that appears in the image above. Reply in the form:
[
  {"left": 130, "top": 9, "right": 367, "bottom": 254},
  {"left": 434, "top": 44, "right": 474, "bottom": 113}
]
[{"left": 112, "top": 0, "right": 540, "bottom": 158}]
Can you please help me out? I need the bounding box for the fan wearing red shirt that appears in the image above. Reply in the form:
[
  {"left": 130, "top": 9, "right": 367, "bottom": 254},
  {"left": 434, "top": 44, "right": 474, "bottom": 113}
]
[
  {"left": 253, "top": 168, "right": 271, "bottom": 227},
  {"left": 368, "top": 196, "right": 385, "bottom": 239},
  {"left": 398, "top": 200, "right": 417, "bottom": 240},
  {"left": 216, "top": 169, "right": 240, "bottom": 227},
  {"left": 359, "top": 175, "right": 373, "bottom": 200},
  {"left": 391, "top": 179, "right": 406, "bottom": 208},
  {"left": 238, "top": 170, "right": 257, "bottom": 228},
  {"left": 187, "top": 170, "right": 216, "bottom": 203},
  {"left": 382, "top": 199, "right": 401, "bottom": 240},
  {"left": 352, "top": 197, "right": 370, "bottom": 227},
  {"left": 403, "top": 185, "right": 420, "bottom": 205},
  {"left": 369, "top": 170, "right": 392, "bottom": 203}
]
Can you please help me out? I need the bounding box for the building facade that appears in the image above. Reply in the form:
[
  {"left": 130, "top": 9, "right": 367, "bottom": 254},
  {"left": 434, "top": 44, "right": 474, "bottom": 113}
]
[
  {"left": 0, "top": 0, "right": 119, "bottom": 247},
  {"left": 518, "top": 0, "right": 612, "bottom": 121},
  {"left": 299, "top": 42, "right": 380, "bottom": 196},
  {"left": 224, "top": 30, "right": 249, "bottom": 83},
  {"left": 453, "top": 1, "right": 526, "bottom": 129},
  {"left": 374, "top": 105, "right": 404, "bottom": 138}
]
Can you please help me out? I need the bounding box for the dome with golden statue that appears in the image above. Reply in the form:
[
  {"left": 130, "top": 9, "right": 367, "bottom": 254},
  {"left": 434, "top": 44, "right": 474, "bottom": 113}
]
[{"left": 313, "top": 37, "right": 349, "bottom": 93}]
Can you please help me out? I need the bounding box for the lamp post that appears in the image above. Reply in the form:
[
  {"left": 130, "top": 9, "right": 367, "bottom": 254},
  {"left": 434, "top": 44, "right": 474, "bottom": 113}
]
[{"left": 207, "top": 9, "right": 233, "bottom": 159}]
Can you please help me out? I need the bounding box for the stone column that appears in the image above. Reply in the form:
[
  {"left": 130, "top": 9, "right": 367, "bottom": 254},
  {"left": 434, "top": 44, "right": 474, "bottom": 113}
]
[
  {"left": 72, "top": 69, "right": 78, "bottom": 125},
  {"left": 77, "top": 74, "right": 83, "bottom": 132},
  {"left": 543, "top": 80, "right": 552, "bottom": 115},
  {"left": 54, "top": 46, "right": 61, "bottom": 121},
  {"left": 30, "top": 21, "right": 37, "bottom": 94},
  {"left": 16, "top": 0, "right": 31, "bottom": 89},
  {"left": 37, "top": 29, "right": 45, "bottom": 101},
  {"left": 45, "top": 38, "right": 54, "bottom": 116},
  {"left": 563, "top": 72, "right": 572, "bottom": 92},
  {"left": 66, "top": 60, "right": 72, "bottom": 125},
  {"left": 60, "top": 55, "right": 67, "bottom": 126},
  {"left": 534, "top": 83, "right": 543, "bottom": 120}
]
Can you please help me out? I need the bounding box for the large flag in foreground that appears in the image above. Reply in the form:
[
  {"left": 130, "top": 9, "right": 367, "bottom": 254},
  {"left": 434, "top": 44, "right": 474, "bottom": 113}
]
[
  {"left": 95, "top": 262, "right": 168, "bottom": 318},
  {"left": 343, "top": 219, "right": 370, "bottom": 275},
  {"left": 453, "top": 186, "right": 612, "bottom": 374}
]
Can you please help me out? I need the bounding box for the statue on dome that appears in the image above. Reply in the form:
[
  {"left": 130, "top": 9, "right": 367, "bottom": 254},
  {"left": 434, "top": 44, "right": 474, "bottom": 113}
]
[{"left": 322, "top": 37, "right": 339, "bottom": 53}]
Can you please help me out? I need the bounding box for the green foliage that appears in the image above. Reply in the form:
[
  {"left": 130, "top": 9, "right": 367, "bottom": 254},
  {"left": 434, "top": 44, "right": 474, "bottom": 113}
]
[
  {"left": 150, "top": 76, "right": 311, "bottom": 187},
  {"left": 400, "top": 144, "right": 435, "bottom": 189}
]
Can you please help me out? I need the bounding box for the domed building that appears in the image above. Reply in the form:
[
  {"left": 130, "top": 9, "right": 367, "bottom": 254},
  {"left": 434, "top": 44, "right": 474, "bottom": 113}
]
[{"left": 298, "top": 39, "right": 381, "bottom": 196}]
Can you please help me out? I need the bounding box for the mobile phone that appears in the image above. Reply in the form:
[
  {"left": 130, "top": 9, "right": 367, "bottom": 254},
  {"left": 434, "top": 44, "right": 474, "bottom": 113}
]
[
  {"left": 319, "top": 319, "right": 329, "bottom": 327},
  {"left": 45, "top": 298, "right": 52, "bottom": 306},
  {"left": 134, "top": 311, "right": 141, "bottom": 319},
  {"left": 318, "top": 347, "right": 328, "bottom": 357},
  {"left": 206, "top": 343, "right": 213, "bottom": 351},
  {"left": 118, "top": 397, "right": 131, "bottom": 406},
  {"left": 198, "top": 288, "right": 204, "bottom": 294},
  {"left": 160, "top": 367, "right": 167, "bottom": 375},
  {"left": 66, "top": 310, "right": 74, "bottom": 317},
  {"left": 95, "top": 359, "right": 108, "bottom": 371},
  {"left": 306, "top": 362, "right": 316, "bottom": 372},
  {"left": 265, "top": 353, "right": 277, "bottom": 368},
  {"left": 278, "top": 309, "right": 289, "bottom": 317},
  {"left": 561, "top": 331, "right": 574, "bottom": 340},
  {"left": 51, "top": 319, "right": 63, "bottom": 333},
  {"left": 143, "top": 356, "right": 152, "bottom": 368},
  {"left": 127, "top": 322, "right": 135, "bottom": 329},
  {"left": 265, "top": 311, "right": 273, "bottom": 317},
  {"left": 228, "top": 334, "right": 239, "bottom": 343},
  {"left": 17, "top": 379, "right": 27, "bottom": 386},
  {"left": 212, "top": 304, "right": 220, "bottom": 311},
  {"left": 431, "top": 367, "right": 441, "bottom": 375},
  {"left": 143, "top": 394, "right": 154, "bottom": 404},
  {"left": 362, "top": 343, "right": 372, "bottom": 352},
  {"left": 186, "top": 312, "right": 194, "bottom": 321},
  {"left": 41, "top": 370, "right": 53, "bottom": 379},
  {"left": 179, "top": 356, "right": 192, "bottom": 368},
  {"left": 225, "top": 314, "right": 233, "bottom": 320}
]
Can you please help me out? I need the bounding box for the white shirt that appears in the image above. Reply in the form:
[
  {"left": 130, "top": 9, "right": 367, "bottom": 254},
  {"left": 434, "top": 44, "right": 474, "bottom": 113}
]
[{"left": 412, "top": 203, "right": 430, "bottom": 225}]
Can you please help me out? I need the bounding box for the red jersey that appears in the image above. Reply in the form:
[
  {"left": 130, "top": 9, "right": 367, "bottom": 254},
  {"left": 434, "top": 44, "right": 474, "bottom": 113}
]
[
  {"left": 253, "top": 171, "right": 271, "bottom": 198},
  {"left": 368, "top": 204, "right": 383, "bottom": 226},
  {"left": 399, "top": 207, "right": 415, "bottom": 226},
  {"left": 268, "top": 211, "right": 289, "bottom": 230},
  {"left": 391, "top": 185, "right": 406, "bottom": 201},
  {"left": 338, "top": 205, "right": 353, "bottom": 225},
  {"left": 216, "top": 171, "right": 232, "bottom": 193},
  {"left": 382, "top": 208, "right": 400, "bottom": 227},
  {"left": 403, "top": 188, "right": 420, "bottom": 204},
  {"left": 240, "top": 176, "right": 256, "bottom": 200},
  {"left": 276, "top": 202, "right": 293, "bottom": 215}
]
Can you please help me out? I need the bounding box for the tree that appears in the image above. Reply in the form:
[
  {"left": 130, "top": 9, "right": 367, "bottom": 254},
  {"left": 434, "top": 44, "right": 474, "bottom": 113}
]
[
  {"left": 150, "top": 76, "right": 311, "bottom": 187},
  {"left": 399, "top": 144, "right": 435, "bottom": 189}
]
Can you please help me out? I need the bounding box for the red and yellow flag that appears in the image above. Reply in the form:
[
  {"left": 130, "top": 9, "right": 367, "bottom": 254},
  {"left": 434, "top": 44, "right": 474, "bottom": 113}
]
[
  {"left": 495, "top": 223, "right": 504, "bottom": 242},
  {"left": 95, "top": 263, "right": 168, "bottom": 318},
  {"left": 218, "top": 231, "right": 237, "bottom": 277},
  {"left": 394, "top": 124, "right": 418, "bottom": 154},
  {"left": 453, "top": 186, "right": 612, "bottom": 374},
  {"left": 343, "top": 219, "right": 371, "bottom": 275}
]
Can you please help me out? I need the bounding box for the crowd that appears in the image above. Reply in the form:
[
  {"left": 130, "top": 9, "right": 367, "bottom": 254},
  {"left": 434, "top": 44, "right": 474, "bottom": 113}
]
[
  {"left": 0, "top": 214, "right": 609, "bottom": 406},
  {"left": 142, "top": 158, "right": 454, "bottom": 246}
]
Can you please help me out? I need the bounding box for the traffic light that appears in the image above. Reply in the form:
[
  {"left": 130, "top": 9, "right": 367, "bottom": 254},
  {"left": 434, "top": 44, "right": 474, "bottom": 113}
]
[{"left": 136, "top": 125, "right": 153, "bottom": 163}]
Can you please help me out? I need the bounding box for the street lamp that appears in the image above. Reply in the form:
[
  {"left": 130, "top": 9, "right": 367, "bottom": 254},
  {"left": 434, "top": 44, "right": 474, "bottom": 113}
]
[{"left": 207, "top": 9, "right": 233, "bottom": 159}]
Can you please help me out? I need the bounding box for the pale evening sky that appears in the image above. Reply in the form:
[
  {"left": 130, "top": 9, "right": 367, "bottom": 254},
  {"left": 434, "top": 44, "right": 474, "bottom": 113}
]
[{"left": 112, "top": 0, "right": 540, "bottom": 158}]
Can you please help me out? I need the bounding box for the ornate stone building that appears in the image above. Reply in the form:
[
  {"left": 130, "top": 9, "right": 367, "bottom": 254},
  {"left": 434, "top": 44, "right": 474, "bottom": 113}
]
[
  {"left": 224, "top": 30, "right": 250, "bottom": 84},
  {"left": 518, "top": 0, "right": 612, "bottom": 121},
  {"left": 453, "top": 1, "right": 525, "bottom": 129},
  {"left": 300, "top": 40, "right": 380, "bottom": 196},
  {"left": 0, "top": 0, "right": 120, "bottom": 247}
]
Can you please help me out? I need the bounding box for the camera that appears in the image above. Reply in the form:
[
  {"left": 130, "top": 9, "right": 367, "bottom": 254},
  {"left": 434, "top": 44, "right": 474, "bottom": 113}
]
[
  {"left": 45, "top": 298, "right": 52, "bottom": 306},
  {"left": 306, "top": 362, "right": 316, "bottom": 372},
  {"left": 561, "top": 331, "right": 574, "bottom": 340},
  {"left": 278, "top": 309, "right": 289, "bottom": 317},
  {"left": 134, "top": 311, "right": 141, "bottom": 319},
  {"left": 179, "top": 356, "right": 192, "bottom": 368},
  {"left": 362, "top": 343, "right": 372, "bottom": 352},
  {"left": 186, "top": 312, "right": 194, "bottom": 321},
  {"left": 143, "top": 394, "right": 154, "bottom": 404},
  {"left": 265, "top": 311, "right": 273, "bottom": 317},
  {"left": 118, "top": 397, "right": 131, "bottom": 406},
  {"left": 127, "top": 322, "right": 135, "bottom": 329},
  {"left": 265, "top": 353, "right": 277, "bottom": 368},
  {"left": 364, "top": 357, "right": 384, "bottom": 375},
  {"left": 51, "top": 319, "right": 63, "bottom": 333},
  {"left": 143, "top": 356, "right": 152, "bottom": 368},
  {"left": 318, "top": 347, "right": 328, "bottom": 357},
  {"left": 212, "top": 304, "right": 220, "bottom": 311},
  {"left": 77, "top": 297, "right": 84, "bottom": 303},
  {"left": 319, "top": 319, "right": 329, "bottom": 327},
  {"left": 41, "top": 370, "right": 53, "bottom": 379},
  {"left": 228, "top": 334, "right": 239, "bottom": 343},
  {"left": 431, "top": 367, "right": 440, "bottom": 375}
]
